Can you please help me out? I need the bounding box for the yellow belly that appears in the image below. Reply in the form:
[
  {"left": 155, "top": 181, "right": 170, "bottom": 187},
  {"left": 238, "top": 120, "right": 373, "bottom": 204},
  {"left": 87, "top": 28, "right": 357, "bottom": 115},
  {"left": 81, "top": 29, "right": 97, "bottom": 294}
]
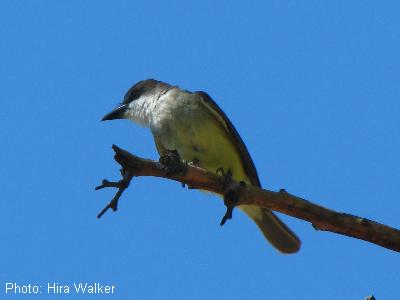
[{"left": 154, "top": 107, "right": 251, "bottom": 185}]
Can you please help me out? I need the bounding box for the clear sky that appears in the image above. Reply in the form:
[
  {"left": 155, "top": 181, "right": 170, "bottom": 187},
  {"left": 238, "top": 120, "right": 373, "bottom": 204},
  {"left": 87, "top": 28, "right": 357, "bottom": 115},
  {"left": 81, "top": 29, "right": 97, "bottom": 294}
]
[{"left": 1, "top": 1, "right": 399, "bottom": 299}]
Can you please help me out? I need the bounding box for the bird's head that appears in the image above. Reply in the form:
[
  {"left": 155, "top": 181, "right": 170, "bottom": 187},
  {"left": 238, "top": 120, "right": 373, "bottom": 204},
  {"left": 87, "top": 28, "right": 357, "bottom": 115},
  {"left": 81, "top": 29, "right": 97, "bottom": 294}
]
[{"left": 102, "top": 79, "right": 170, "bottom": 125}]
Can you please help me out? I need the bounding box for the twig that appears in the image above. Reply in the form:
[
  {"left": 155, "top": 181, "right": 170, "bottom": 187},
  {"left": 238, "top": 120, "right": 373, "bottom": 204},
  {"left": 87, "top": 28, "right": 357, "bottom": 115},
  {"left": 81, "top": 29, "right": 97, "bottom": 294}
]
[
  {"left": 95, "top": 167, "right": 133, "bottom": 218},
  {"left": 96, "top": 145, "right": 400, "bottom": 253}
]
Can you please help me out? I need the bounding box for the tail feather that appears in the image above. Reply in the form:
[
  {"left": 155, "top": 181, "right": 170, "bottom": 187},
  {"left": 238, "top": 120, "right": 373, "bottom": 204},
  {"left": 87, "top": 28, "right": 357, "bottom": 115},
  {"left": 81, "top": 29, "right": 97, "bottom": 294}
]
[{"left": 240, "top": 205, "right": 300, "bottom": 254}]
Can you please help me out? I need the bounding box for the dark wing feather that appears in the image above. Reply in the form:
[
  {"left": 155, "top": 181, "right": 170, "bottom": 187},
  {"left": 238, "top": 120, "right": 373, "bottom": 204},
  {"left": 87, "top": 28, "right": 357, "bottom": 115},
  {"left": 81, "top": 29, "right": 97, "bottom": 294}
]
[
  {"left": 195, "top": 91, "right": 261, "bottom": 187},
  {"left": 196, "top": 91, "right": 301, "bottom": 253}
]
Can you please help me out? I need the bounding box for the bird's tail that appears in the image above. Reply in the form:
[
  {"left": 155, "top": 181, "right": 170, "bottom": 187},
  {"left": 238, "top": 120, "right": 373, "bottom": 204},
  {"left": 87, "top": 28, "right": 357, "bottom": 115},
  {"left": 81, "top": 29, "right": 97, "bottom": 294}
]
[{"left": 240, "top": 205, "right": 300, "bottom": 253}]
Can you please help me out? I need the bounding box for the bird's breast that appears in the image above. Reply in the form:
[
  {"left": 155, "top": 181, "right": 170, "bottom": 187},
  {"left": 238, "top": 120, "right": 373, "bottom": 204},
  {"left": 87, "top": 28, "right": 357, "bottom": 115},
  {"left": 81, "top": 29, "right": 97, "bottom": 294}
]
[{"left": 151, "top": 93, "right": 249, "bottom": 183}]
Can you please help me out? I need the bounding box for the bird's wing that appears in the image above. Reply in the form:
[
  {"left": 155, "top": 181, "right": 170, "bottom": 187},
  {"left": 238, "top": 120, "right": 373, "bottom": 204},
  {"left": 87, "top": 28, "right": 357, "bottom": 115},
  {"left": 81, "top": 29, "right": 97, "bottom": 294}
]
[
  {"left": 195, "top": 91, "right": 300, "bottom": 253},
  {"left": 195, "top": 91, "right": 261, "bottom": 187}
]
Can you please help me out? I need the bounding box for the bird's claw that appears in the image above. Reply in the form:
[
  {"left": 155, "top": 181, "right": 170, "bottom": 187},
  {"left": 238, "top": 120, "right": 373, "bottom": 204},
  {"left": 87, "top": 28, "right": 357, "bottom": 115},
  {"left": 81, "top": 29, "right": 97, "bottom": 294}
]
[
  {"left": 159, "top": 150, "right": 187, "bottom": 176},
  {"left": 216, "top": 167, "right": 233, "bottom": 189}
]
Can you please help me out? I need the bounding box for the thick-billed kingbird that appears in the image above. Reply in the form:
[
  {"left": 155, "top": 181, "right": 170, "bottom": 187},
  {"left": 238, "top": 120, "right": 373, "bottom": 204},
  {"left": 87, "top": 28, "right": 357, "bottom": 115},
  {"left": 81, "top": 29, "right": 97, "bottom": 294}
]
[{"left": 102, "top": 79, "right": 300, "bottom": 253}]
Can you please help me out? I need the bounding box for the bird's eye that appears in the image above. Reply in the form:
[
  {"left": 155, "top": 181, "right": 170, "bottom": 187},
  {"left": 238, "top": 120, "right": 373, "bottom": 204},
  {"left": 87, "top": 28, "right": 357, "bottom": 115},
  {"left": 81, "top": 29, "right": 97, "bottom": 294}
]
[{"left": 130, "top": 91, "right": 138, "bottom": 99}]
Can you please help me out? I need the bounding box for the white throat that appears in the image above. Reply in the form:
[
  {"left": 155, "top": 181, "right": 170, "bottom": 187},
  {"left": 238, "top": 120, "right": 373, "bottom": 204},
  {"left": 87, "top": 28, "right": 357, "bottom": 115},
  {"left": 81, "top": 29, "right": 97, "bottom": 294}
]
[
  {"left": 126, "top": 94, "right": 157, "bottom": 127},
  {"left": 125, "top": 87, "right": 175, "bottom": 127}
]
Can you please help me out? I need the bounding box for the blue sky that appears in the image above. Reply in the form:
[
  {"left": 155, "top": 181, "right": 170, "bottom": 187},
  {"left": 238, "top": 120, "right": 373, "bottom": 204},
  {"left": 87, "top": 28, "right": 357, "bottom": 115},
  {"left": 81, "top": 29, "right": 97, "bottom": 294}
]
[{"left": 1, "top": 1, "right": 399, "bottom": 299}]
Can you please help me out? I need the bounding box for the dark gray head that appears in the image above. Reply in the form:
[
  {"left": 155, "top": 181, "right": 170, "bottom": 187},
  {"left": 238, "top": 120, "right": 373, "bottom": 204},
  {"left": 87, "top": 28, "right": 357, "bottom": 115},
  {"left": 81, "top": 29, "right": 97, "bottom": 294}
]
[
  {"left": 102, "top": 79, "right": 171, "bottom": 121},
  {"left": 122, "top": 79, "right": 168, "bottom": 104}
]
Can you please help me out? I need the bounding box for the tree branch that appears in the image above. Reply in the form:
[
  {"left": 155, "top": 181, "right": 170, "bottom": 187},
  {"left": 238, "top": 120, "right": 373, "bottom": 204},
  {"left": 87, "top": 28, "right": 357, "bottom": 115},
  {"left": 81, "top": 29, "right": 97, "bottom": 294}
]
[{"left": 96, "top": 145, "right": 400, "bottom": 253}]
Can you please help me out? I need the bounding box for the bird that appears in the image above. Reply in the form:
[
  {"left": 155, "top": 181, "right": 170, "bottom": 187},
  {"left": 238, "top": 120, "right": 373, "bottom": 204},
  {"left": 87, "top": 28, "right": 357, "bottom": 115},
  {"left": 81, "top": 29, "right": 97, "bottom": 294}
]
[{"left": 102, "top": 79, "right": 300, "bottom": 253}]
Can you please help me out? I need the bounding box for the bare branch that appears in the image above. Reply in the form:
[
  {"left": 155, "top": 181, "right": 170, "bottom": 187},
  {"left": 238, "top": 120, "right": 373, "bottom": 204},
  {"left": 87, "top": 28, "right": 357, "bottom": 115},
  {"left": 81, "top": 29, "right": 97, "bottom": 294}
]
[
  {"left": 96, "top": 145, "right": 400, "bottom": 253},
  {"left": 95, "top": 167, "right": 133, "bottom": 218}
]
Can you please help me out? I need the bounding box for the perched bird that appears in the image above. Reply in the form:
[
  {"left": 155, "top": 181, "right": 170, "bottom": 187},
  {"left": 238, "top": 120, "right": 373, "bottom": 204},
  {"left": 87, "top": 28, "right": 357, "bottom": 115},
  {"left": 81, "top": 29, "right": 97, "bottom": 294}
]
[{"left": 102, "top": 79, "right": 300, "bottom": 253}]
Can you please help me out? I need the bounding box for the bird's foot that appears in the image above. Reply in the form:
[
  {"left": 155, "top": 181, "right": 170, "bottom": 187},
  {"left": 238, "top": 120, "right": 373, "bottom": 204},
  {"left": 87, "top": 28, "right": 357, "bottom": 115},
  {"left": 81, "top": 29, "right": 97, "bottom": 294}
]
[
  {"left": 186, "top": 157, "right": 200, "bottom": 167},
  {"left": 216, "top": 167, "right": 233, "bottom": 187},
  {"left": 159, "top": 150, "right": 187, "bottom": 176}
]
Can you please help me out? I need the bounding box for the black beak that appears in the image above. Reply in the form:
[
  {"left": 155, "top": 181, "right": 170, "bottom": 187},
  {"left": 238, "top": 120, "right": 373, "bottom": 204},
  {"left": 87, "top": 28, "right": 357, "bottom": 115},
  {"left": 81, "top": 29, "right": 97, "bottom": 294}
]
[{"left": 101, "top": 104, "right": 128, "bottom": 121}]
